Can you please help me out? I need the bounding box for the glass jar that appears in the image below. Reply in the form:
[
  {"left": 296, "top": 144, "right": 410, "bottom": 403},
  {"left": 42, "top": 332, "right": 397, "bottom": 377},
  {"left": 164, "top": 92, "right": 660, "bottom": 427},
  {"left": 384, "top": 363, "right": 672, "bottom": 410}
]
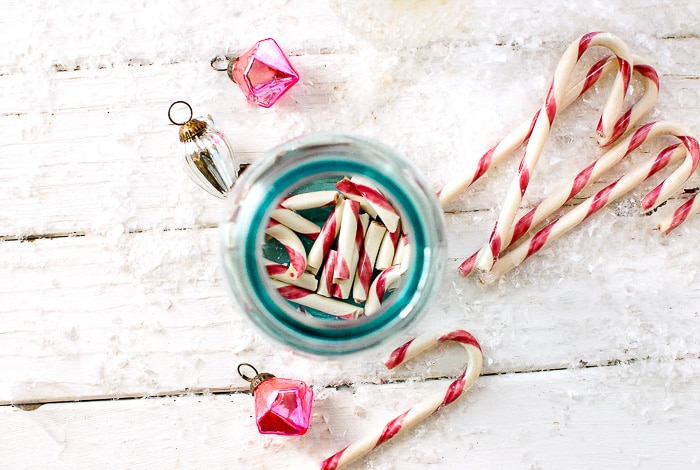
[{"left": 221, "top": 133, "right": 445, "bottom": 356}]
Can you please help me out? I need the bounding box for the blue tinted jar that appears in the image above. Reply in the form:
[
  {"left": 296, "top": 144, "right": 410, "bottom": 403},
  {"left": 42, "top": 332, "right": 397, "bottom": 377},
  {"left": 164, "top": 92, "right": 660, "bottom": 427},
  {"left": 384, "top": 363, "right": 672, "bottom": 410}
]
[{"left": 221, "top": 133, "right": 445, "bottom": 355}]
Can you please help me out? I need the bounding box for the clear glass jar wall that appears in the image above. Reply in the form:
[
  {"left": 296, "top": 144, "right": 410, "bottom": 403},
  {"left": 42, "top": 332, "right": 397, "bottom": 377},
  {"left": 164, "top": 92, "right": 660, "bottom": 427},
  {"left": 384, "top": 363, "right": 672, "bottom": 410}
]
[{"left": 221, "top": 134, "right": 446, "bottom": 355}]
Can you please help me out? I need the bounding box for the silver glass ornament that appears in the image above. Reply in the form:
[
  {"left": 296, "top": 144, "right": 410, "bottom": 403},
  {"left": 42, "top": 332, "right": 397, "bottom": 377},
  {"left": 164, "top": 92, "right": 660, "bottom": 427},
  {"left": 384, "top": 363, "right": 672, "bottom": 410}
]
[{"left": 168, "top": 101, "right": 238, "bottom": 198}]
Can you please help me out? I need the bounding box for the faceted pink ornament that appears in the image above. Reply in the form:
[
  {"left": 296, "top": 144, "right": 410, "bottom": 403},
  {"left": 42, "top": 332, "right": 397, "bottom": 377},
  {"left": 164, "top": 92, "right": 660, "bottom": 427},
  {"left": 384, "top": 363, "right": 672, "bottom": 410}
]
[
  {"left": 229, "top": 38, "right": 299, "bottom": 108},
  {"left": 254, "top": 377, "right": 313, "bottom": 435}
]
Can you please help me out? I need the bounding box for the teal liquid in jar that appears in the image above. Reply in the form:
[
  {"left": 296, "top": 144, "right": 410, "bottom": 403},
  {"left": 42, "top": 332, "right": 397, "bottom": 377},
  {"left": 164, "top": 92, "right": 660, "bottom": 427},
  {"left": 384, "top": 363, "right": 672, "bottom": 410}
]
[{"left": 221, "top": 134, "right": 446, "bottom": 355}]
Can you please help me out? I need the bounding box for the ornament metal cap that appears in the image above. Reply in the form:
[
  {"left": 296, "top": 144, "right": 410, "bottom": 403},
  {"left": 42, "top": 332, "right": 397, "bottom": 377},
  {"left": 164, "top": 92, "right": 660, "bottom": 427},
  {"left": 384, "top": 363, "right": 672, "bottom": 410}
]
[{"left": 238, "top": 363, "right": 275, "bottom": 395}]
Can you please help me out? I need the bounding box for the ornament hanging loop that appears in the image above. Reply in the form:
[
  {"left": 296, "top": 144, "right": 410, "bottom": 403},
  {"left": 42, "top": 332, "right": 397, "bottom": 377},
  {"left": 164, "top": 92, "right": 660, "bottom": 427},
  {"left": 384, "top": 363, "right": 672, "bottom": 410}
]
[
  {"left": 167, "top": 100, "right": 193, "bottom": 126},
  {"left": 210, "top": 55, "right": 235, "bottom": 72},
  {"left": 237, "top": 363, "right": 275, "bottom": 394},
  {"left": 237, "top": 363, "right": 259, "bottom": 382}
]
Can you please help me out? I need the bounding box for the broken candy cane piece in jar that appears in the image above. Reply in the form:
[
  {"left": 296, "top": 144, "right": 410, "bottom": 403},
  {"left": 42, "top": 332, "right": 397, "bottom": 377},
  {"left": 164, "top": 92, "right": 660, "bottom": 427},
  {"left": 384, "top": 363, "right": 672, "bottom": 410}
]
[{"left": 221, "top": 134, "right": 446, "bottom": 356}]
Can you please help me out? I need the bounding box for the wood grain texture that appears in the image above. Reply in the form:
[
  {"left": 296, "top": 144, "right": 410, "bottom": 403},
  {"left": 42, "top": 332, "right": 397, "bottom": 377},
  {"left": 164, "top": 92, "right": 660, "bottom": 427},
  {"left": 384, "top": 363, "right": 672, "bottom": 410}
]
[
  {"left": 1, "top": 0, "right": 699, "bottom": 468},
  {"left": 3, "top": 358, "right": 698, "bottom": 469}
]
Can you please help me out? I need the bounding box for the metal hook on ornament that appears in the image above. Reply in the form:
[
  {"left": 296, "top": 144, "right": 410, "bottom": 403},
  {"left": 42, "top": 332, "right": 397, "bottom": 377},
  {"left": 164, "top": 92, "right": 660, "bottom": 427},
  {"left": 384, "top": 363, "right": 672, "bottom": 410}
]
[{"left": 167, "top": 100, "right": 193, "bottom": 126}]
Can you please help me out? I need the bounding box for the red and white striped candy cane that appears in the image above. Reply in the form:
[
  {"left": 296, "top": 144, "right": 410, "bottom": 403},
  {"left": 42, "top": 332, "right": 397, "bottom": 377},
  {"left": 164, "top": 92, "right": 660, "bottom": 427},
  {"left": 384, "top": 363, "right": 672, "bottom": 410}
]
[
  {"left": 487, "top": 126, "right": 699, "bottom": 279},
  {"left": 474, "top": 32, "right": 639, "bottom": 274},
  {"left": 321, "top": 329, "right": 483, "bottom": 470},
  {"left": 307, "top": 198, "right": 345, "bottom": 275},
  {"left": 459, "top": 120, "right": 684, "bottom": 276},
  {"left": 659, "top": 192, "right": 700, "bottom": 235},
  {"left": 265, "top": 220, "right": 307, "bottom": 279},
  {"left": 437, "top": 47, "right": 659, "bottom": 207}
]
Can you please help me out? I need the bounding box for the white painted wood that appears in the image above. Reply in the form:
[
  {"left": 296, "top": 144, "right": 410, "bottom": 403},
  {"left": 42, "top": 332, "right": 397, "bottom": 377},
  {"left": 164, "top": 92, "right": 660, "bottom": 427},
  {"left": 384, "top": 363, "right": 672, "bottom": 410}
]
[
  {"left": 3, "top": 358, "right": 698, "bottom": 469},
  {"left": 1, "top": 0, "right": 699, "bottom": 467}
]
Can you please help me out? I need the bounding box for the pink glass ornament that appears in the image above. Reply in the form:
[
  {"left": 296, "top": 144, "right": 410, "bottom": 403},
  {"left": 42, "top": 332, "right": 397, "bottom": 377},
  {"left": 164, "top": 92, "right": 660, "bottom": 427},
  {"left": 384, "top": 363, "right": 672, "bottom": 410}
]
[
  {"left": 238, "top": 363, "right": 313, "bottom": 436},
  {"left": 219, "top": 38, "right": 299, "bottom": 108}
]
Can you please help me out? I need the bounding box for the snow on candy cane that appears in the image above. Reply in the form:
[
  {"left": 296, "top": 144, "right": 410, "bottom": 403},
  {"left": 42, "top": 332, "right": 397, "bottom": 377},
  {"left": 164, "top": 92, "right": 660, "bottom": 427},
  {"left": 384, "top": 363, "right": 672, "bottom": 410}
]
[{"left": 321, "top": 329, "right": 484, "bottom": 470}]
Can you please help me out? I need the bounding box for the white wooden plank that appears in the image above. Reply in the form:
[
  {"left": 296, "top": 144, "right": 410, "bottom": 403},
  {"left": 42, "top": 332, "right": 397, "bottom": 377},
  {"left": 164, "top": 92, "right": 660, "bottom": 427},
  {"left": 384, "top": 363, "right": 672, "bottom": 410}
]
[
  {"left": 2, "top": 358, "right": 698, "bottom": 469},
  {"left": 1, "top": 37, "right": 699, "bottom": 236},
  {"left": 1, "top": 206, "right": 698, "bottom": 404}
]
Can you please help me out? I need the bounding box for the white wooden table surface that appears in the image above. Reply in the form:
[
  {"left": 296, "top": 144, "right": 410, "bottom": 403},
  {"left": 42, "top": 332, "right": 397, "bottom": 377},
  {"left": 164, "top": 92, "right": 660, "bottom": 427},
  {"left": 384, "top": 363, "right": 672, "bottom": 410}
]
[{"left": 2, "top": 1, "right": 699, "bottom": 468}]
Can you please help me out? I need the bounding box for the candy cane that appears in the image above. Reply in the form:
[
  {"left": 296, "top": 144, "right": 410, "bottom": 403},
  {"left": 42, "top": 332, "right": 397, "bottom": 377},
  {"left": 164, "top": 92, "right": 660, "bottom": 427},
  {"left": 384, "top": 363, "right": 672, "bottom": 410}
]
[
  {"left": 334, "top": 178, "right": 378, "bottom": 218},
  {"left": 437, "top": 48, "right": 659, "bottom": 206},
  {"left": 486, "top": 129, "right": 699, "bottom": 279},
  {"left": 271, "top": 279, "right": 363, "bottom": 319},
  {"left": 474, "top": 32, "right": 643, "bottom": 274},
  {"left": 459, "top": 120, "right": 690, "bottom": 276},
  {"left": 475, "top": 33, "right": 660, "bottom": 271},
  {"left": 307, "top": 198, "right": 345, "bottom": 275},
  {"left": 321, "top": 329, "right": 483, "bottom": 470},
  {"left": 349, "top": 176, "right": 401, "bottom": 233},
  {"left": 265, "top": 220, "right": 306, "bottom": 279}
]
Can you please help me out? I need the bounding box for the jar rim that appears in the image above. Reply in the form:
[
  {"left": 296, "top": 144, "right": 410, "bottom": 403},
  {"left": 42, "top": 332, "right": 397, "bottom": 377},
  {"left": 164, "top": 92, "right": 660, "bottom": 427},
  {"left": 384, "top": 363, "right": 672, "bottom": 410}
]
[{"left": 221, "top": 133, "right": 446, "bottom": 355}]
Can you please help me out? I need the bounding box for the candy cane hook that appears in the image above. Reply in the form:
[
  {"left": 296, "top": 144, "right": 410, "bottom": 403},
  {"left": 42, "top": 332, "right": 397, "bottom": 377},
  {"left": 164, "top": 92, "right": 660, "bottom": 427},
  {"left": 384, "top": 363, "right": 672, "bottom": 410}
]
[
  {"left": 474, "top": 32, "right": 645, "bottom": 274},
  {"left": 460, "top": 120, "right": 697, "bottom": 277},
  {"left": 438, "top": 35, "right": 659, "bottom": 208},
  {"left": 321, "top": 329, "right": 483, "bottom": 470},
  {"left": 486, "top": 123, "right": 700, "bottom": 279}
]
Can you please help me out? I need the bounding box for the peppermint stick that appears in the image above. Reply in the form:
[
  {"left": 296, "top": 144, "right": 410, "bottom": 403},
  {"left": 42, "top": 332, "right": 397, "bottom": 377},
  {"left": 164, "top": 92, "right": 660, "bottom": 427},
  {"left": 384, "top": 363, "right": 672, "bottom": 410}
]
[
  {"left": 364, "top": 265, "right": 402, "bottom": 316},
  {"left": 488, "top": 132, "right": 698, "bottom": 279},
  {"left": 333, "top": 199, "right": 361, "bottom": 282},
  {"left": 280, "top": 190, "right": 340, "bottom": 211},
  {"left": 271, "top": 279, "right": 363, "bottom": 319},
  {"left": 307, "top": 198, "right": 345, "bottom": 275},
  {"left": 353, "top": 221, "right": 387, "bottom": 302},
  {"left": 459, "top": 121, "right": 692, "bottom": 276},
  {"left": 270, "top": 208, "right": 321, "bottom": 240},
  {"left": 375, "top": 222, "right": 401, "bottom": 270},
  {"left": 316, "top": 250, "right": 338, "bottom": 298},
  {"left": 333, "top": 213, "right": 369, "bottom": 300},
  {"left": 321, "top": 329, "right": 483, "bottom": 470},
  {"left": 264, "top": 259, "right": 318, "bottom": 291},
  {"left": 265, "top": 220, "right": 307, "bottom": 279}
]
